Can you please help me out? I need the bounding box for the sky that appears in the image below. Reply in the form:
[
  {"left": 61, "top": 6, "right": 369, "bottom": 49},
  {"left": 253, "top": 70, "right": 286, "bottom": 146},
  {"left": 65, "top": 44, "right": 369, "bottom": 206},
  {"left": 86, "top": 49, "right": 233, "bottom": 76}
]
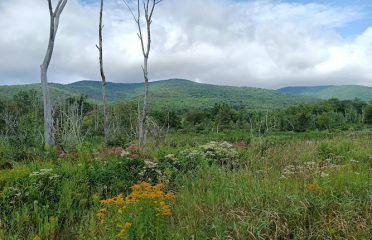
[{"left": 0, "top": 0, "right": 371, "bottom": 88}]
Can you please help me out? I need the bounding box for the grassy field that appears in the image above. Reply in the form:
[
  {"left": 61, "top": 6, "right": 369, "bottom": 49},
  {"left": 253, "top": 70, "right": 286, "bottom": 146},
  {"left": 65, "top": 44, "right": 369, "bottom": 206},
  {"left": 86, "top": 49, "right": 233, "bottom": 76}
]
[{"left": 0, "top": 130, "right": 371, "bottom": 239}]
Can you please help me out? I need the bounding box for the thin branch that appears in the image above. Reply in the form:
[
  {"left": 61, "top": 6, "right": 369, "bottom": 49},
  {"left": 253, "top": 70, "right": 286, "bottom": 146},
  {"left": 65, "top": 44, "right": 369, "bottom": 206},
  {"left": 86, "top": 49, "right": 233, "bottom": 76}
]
[
  {"left": 55, "top": 0, "right": 68, "bottom": 18},
  {"left": 53, "top": 0, "right": 68, "bottom": 37},
  {"left": 47, "top": 0, "right": 54, "bottom": 17},
  {"left": 144, "top": 0, "right": 149, "bottom": 17},
  {"left": 121, "top": 0, "right": 139, "bottom": 22},
  {"left": 54, "top": 0, "right": 63, "bottom": 16},
  {"left": 151, "top": 0, "right": 162, "bottom": 18}
]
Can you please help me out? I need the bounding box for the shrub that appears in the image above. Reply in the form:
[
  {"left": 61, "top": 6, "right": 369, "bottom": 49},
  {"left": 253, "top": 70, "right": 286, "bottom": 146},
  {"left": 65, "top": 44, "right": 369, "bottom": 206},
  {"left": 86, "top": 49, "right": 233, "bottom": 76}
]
[{"left": 179, "top": 141, "right": 239, "bottom": 168}]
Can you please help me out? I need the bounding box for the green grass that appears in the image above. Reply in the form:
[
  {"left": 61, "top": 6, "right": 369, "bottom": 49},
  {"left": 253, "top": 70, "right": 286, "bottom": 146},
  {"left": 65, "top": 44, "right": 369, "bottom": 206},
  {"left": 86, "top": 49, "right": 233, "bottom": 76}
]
[
  {"left": 167, "top": 132, "right": 372, "bottom": 239},
  {"left": 170, "top": 166, "right": 370, "bottom": 239},
  {"left": 0, "top": 130, "right": 371, "bottom": 239}
]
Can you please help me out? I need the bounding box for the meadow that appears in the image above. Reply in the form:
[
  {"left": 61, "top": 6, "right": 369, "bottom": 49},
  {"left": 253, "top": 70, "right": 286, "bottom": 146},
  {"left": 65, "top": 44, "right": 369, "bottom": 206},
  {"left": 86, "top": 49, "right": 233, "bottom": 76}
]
[{"left": 0, "top": 130, "right": 370, "bottom": 239}]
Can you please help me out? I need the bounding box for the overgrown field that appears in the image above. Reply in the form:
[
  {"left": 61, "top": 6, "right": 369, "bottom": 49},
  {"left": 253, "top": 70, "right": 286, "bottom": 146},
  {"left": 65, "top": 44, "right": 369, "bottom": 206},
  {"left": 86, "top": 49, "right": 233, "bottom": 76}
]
[{"left": 0, "top": 130, "right": 371, "bottom": 239}]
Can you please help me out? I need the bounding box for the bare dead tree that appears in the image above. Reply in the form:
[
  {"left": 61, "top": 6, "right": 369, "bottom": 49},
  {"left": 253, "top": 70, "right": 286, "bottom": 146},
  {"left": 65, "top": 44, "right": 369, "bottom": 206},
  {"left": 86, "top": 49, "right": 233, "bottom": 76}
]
[
  {"left": 96, "top": 0, "right": 109, "bottom": 144},
  {"left": 56, "top": 101, "right": 89, "bottom": 146},
  {"left": 40, "top": 0, "right": 68, "bottom": 147},
  {"left": 146, "top": 116, "right": 162, "bottom": 146},
  {"left": 0, "top": 107, "right": 18, "bottom": 139},
  {"left": 123, "top": 0, "right": 162, "bottom": 147}
]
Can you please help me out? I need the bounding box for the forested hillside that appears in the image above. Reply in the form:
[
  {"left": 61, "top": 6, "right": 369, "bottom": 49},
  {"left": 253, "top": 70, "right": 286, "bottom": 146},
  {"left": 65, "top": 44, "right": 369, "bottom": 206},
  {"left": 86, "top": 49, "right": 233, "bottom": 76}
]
[
  {"left": 0, "top": 79, "right": 316, "bottom": 110},
  {"left": 279, "top": 85, "right": 372, "bottom": 101}
]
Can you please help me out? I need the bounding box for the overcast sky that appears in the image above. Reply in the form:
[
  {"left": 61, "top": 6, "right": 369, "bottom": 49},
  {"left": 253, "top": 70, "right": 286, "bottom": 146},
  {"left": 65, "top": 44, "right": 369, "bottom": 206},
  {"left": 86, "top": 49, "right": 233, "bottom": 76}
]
[{"left": 0, "top": 0, "right": 371, "bottom": 88}]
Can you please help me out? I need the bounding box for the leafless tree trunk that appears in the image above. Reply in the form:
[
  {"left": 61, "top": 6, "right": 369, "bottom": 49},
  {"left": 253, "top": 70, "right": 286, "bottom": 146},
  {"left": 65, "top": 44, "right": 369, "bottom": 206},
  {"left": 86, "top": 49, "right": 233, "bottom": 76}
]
[
  {"left": 40, "top": 0, "right": 68, "bottom": 147},
  {"left": 147, "top": 116, "right": 162, "bottom": 146},
  {"left": 0, "top": 107, "right": 18, "bottom": 140},
  {"left": 123, "top": 0, "right": 162, "bottom": 147},
  {"left": 286, "top": 118, "right": 295, "bottom": 131},
  {"left": 247, "top": 114, "right": 254, "bottom": 138},
  {"left": 56, "top": 101, "right": 89, "bottom": 146},
  {"left": 95, "top": 105, "right": 99, "bottom": 131},
  {"left": 96, "top": 0, "right": 109, "bottom": 144}
]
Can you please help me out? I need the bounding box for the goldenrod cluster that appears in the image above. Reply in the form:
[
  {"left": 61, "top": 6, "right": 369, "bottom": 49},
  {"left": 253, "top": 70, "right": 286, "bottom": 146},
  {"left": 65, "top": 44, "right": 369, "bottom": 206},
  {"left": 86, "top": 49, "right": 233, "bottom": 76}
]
[
  {"left": 100, "top": 194, "right": 124, "bottom": 205},
  {"left": 126, "top": 182, "right": 176, "bottom": 205},
  {"left": 97, "top": 181, "right": 175, "bottom": 238}
]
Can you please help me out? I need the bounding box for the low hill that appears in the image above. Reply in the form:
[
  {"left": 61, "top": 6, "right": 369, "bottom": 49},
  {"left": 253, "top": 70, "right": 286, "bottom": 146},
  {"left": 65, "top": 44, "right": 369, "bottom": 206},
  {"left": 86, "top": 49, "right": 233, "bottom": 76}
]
[
  {"left": 279, "top": 85, "right": 372, "bottom": 101},
  {"left": 0, "top": 79, "right": 316, "bottom": 110},
  {"left": 0, "top": 83, "right": 81, "bottom": 102}
]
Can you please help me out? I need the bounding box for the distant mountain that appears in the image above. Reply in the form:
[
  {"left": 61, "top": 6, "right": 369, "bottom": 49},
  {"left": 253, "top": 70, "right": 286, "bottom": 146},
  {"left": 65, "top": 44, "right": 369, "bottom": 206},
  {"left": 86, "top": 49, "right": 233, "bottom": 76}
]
[
  {"left": 279, "top": 85, "right": 372, "bottom": 101},
  {"left": 0, "top": 79, "right": 316, "bottom": 110},
  {"left": 0, "top": 83, "right": 81, "bottom": 102}
]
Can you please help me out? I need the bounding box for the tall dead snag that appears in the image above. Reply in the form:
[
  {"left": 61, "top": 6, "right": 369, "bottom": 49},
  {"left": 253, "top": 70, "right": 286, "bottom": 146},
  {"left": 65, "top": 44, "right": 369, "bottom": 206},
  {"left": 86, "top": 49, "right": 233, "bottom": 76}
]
[
  {"left": 123, "top": 0, "right": 162, "bottom": 147},
  {"left": 40, "top": 0, "right": 68, "bottom": 147},
  {"left": 97, "top": 0, "right": 109, "bottom": 144}
]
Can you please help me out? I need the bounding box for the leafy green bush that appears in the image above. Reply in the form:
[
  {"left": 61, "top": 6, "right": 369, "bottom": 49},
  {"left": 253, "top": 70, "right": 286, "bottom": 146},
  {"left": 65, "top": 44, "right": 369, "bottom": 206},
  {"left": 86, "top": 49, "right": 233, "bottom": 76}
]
[{"left": 196, "top": 141, "right": 239, "bottom": 167}]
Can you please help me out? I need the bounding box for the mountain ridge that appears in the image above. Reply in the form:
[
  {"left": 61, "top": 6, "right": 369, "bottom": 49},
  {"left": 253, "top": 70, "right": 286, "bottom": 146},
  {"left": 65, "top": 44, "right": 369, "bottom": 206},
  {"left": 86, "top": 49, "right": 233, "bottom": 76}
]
[
  {"left": 4, "top": 79, "right": 372, "bottom": 110},
  {"left": 278, "top": 85, "right": 372, "bottom": 101},
  {"left": 0, "top": 78, "right": 318, "bottom": 110}
]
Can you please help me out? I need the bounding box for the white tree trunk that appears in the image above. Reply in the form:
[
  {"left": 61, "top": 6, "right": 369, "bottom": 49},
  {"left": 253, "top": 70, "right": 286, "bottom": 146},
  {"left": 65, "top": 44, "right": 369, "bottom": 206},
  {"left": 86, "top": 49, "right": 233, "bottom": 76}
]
[
  {"left": 41, "top": 67, "right": 54, "bottom": 146},
  {"left": 97, "top": 0, "right": 108, "bottom": 144},
  {"left": 40, "top": 0, "right": 68, "bottom": 147},
  {"left": 123, "top": 0, "right": 161, "bottom": 147}
]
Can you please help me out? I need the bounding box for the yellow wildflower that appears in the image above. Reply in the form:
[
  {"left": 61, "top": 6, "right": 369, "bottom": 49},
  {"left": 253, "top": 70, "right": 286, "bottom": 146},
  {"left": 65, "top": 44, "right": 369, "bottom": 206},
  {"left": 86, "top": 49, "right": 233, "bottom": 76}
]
[
  {"left": 124, "top": 222, "right": 132, "bottom": 228},
  {"left": 306, "top": 183, "right": 321, "bottom": 190},
  {"left": 115, "top": 222, "right": 132, "bottom": 238},
  {"left": 96, "top": 208, "right": 107, "bottom": 224},
  {"left": 131, "top": 183, "right": 142, "bottom": 191},
  {"left": 116, "top": 228, "right": 125, "bottom": 238},
  {"left": 153, "top": 183, "right": 163, "bottom": 191},
  {"left": 165, "top": 192, "right": 176, "bottom": 199},
  {"left": 115, "top": 194, "right": 124, "bottom": 205},
  {"left": 161, "top": 205, "right": 171, "bottom": 216},
  {"left": 96, "top": 208, "right": 106, "bottom": 217}
]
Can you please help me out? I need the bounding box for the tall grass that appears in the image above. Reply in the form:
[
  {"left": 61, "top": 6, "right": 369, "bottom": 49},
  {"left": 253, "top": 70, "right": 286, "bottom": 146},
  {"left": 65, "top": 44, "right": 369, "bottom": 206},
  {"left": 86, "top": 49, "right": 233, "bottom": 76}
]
[
  {"left": 0, "top": 130, "right": 370, "bottom": 239},
  {"left": 169, "top": 165, "right": 370, "bottom": 239}
]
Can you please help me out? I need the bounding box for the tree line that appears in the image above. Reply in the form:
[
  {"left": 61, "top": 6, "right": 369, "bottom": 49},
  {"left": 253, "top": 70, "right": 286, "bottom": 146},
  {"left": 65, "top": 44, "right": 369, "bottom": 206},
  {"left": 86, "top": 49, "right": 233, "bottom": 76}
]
[
  {"left": 183, "top": 98, "right": 372, "bottom": 134},
  {"left": 1, "top": 89, "right": 372, "bottom": 161}
]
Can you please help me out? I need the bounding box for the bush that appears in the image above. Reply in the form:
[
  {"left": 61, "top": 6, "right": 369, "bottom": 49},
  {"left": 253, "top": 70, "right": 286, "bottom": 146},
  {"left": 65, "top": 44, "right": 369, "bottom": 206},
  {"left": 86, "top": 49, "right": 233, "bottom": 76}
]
[
  {"left": 0, "top": 155, "right": 146, "bottom": 238},
  {"left": 179, "top": 141, "right": 239, "bottom": 168}
]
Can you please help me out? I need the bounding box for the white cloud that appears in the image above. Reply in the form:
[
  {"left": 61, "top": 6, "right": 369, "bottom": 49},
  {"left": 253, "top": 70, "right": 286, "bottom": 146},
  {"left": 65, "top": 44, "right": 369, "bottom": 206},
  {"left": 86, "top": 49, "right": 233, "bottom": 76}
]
[{"left": 0, "top": 0, "right": 371, "bottom": 88}]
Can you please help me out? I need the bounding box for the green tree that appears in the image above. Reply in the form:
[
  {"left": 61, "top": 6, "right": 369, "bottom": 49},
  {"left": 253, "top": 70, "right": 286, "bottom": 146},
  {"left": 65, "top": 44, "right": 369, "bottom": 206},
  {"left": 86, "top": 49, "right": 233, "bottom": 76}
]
[{"left": 365, "top": 104, "right": 372, "bottom": 124}]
